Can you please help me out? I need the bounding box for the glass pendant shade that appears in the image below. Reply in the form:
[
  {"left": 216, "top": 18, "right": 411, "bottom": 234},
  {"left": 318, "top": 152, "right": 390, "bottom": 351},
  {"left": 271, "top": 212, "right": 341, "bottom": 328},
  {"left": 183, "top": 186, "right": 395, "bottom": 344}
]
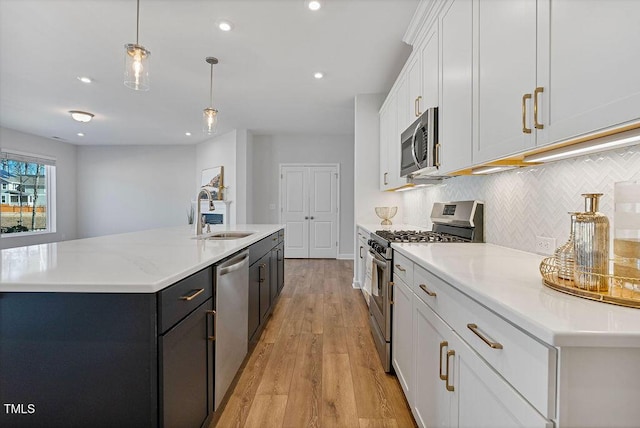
[
  {"left": 203, "top": 108, "right": 218, "bottom": 135},
  {"left": 124, "top": 43, "right": 150, "bottom": 91}
]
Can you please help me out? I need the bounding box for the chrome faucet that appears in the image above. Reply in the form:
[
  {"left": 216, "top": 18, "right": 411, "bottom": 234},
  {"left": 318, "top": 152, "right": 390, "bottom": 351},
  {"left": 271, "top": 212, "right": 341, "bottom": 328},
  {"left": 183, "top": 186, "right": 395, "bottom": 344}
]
[{"left": 195, "top": 187, "right": 215, "bottom": 236}]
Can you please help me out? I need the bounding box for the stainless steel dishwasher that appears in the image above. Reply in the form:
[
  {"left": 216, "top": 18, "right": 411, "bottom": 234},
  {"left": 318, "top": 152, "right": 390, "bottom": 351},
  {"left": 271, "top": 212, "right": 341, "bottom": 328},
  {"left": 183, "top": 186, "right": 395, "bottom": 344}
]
[{"left": 214, "top": 250, "right": 249, "bottom": 411}]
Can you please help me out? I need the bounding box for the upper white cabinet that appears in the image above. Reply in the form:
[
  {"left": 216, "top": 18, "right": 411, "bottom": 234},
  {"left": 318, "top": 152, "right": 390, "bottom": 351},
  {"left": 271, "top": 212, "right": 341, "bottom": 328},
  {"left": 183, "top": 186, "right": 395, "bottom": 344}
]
[
  {"left": 379, "top": 91, "right": 406, "bottom": 190},
  {"left": 420, "top": 28, "right": 439, "bottom": 112},
  {"left": 536, "top": 0, "right": 640, "bottom": 146},
  {"left": 438, "top": 0, "right": 473, "bottom": 174},
  {"left": 472, "top": 0, "right": 538, "bottom": 164}
]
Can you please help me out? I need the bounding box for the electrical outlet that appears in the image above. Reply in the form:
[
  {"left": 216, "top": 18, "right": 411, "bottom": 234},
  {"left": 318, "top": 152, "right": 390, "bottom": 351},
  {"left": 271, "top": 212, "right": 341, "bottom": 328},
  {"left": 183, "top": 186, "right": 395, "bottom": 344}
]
[{"left": 535, "top": 236, "right": 556, "bottom": 256}]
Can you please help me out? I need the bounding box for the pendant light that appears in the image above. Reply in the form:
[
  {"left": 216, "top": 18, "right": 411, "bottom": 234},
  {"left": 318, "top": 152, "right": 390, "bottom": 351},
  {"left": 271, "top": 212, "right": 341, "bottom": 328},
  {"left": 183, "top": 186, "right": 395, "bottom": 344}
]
[
  {"left": 124, "top": 0, "right": 150, "bottom": 91},
  {"left": 203, "top": 57, "right": 219, "bottom": 135}
]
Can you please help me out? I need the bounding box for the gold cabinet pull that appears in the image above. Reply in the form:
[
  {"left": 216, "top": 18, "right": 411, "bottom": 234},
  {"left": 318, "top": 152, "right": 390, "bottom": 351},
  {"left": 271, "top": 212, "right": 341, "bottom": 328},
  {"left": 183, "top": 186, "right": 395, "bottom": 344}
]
[
  {"left": 467, "top": 323, "right": 503, "bottom": 349},
  {"left": 419, "top": 284, "right": 436, "bottom": 297},
  {"left": 259, "top": 263, "right": 267, "bottom": 283},
  {"left": 180, "top": 288, "right": 204, "bottom": 301},
  {"left": 415, "top": 96, "right": 423, "bottom": 117},
  {"left": 434, "top": 143, "right": 441, "bottom": 168},
  {"left": 534, "top": 87, "right": 544, "bottom": 129},
  {"left": 207, "top": 310, "right": 217, "bottom": 341},
  {"left": 394, "top": 264, "right": 406, "bottom": 272},
  {"left": 522, "top": 93, "right": 532, "bottom": 134},
  {"left": 439, "top": 341, "right": 448, "bottom": 380},
  {"left": 445, "top": 350, "right": 455, "bottom": 391},
  {"left": 388, "top": 281, "right": 394, "bottom": 305}
]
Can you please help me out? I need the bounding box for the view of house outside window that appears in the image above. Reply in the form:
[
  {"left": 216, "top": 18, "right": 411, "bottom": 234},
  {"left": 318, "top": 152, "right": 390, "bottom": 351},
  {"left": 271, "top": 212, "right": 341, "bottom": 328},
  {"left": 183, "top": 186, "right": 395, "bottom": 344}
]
[{"left": 1, "top": 152, "right": 55, "bottom": 236}]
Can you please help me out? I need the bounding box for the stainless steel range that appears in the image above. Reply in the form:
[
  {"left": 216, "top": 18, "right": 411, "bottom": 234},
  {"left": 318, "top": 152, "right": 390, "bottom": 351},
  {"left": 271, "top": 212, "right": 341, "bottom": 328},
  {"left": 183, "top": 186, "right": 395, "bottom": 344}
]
[{"left": 367, "top": 200, "right": 484, "bottom": 372}]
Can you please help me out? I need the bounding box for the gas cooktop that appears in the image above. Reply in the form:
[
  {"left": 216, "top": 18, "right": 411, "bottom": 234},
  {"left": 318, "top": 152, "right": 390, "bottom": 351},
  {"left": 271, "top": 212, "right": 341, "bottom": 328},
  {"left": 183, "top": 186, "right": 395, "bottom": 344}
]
[{"left": 374, "top": 229, "right": 471, "bottom": 243}]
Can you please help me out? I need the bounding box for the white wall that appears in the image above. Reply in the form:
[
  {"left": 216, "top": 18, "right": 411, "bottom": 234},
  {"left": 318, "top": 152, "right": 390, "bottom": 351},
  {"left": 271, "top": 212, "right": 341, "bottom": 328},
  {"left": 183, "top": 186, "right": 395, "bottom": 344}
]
[
  {"left": 354, "top": 94, "right": 403, "bottom": 224},
  {"left": 76, "top": 145, "right": 195, "bottom": 238},
  {"left": 0, "top": 127, "right": 78, "bottom": 249},
  {"left": 196, "top": 129, "right": 250, "bottom": 226},
  {"left": 251, "top": 134, "right": 355, "bottom": 257}
]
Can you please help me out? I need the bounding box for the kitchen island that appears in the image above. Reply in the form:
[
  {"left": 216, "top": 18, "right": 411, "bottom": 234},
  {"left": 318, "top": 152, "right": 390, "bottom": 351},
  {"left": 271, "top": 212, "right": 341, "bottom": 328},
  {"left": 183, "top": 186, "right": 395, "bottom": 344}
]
[
  {"left": 0, "top": 224, "right": 284, "bottom": 428},
  {"left": 390, "top": 242, "right": 640, "bottom": 428}
]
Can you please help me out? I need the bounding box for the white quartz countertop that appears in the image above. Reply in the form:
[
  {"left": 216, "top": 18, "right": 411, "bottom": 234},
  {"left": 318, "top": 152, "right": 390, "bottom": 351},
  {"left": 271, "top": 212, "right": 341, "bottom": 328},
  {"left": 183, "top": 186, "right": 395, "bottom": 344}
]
[
  {"left": 0, "top": 224, "right": 283, "bottom": 293},
  {"left": 392, "top": 242, "right": 640, "bottom": 348}
]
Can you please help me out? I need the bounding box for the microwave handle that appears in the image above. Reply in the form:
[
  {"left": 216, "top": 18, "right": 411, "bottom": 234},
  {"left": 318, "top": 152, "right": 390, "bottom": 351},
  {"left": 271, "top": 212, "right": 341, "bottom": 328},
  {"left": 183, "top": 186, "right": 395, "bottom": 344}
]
[{"left": 411, "top": 122, "right": 422, "bottom": 169}]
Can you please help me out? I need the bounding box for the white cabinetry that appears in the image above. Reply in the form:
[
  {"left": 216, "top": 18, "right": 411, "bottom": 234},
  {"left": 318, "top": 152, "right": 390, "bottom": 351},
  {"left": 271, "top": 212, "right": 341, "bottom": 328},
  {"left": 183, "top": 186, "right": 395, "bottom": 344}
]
[
  {"left": 472, "top": 0, "right": 538, "bottom": 164},
  {"left": 438, "top": 0, "right": 473, "bottom": 174},
  {"left": 391, "top": 275, "right": 414, "bottom": 405},
  {"left": 393, "top": 250, "right": 555, "bottom": 428},
  {"left": 413, "top": 295, "right": 453, "bottom": 427},
  {"left": 355, "top": 227, "right": 369, "bottom": 289},
  {"left": 379, "top": 92, "right": 406, "bottom": 190},
  {"left": 420, "top": 28, "right": 438, "bottom": 113},
  {"left": 536, "top": 0, "right": 640, "bottom": 147}
]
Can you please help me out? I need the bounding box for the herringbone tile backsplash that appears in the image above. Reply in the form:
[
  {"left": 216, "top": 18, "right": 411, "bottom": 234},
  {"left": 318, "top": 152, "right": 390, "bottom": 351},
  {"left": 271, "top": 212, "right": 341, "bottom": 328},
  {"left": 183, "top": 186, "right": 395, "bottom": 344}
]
[{"left": 402, "top": 145, "right": 640, "bottom": 254}]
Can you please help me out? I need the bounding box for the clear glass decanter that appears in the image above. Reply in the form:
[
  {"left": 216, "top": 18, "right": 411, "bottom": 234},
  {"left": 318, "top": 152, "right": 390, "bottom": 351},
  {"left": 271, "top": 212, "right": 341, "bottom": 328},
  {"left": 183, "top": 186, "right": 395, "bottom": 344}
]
[{"left": 574, "top": 193, "right": 610, "bottom": 292}]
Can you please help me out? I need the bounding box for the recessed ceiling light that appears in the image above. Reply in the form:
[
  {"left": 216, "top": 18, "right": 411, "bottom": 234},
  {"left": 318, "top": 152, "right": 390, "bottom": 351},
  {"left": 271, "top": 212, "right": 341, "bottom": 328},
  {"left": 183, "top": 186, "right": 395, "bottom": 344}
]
[
  {"left": 69, "top": 110, "right": 94, "bottom": 123},
  {"left": 314, "top": 72, "right": 324, "bottom": 79},
  {"left": 218, "top": 20, "right": 233, "bottom": 31},
  {"left": 308, "top": 1, "right": 321, "bottom": 11},
  {"left": 185, "top": 132, "right": 192, "bottom": 136},
  {"left": 77, "top": 76, "right": 92, "bottom": 84},
  {"left": 77, "top": 132, "right": 85, "bottom": 137}
]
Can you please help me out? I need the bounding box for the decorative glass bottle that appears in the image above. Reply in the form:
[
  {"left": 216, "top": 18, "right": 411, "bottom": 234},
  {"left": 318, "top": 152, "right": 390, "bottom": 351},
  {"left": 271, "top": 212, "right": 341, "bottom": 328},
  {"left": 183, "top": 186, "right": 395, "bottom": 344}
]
[
  {"left": 554, "top": 212, "right": 578, "bottom": 282},
  {"left": 574, "top": 193, "right": 610, "bottom": 292},
  {"left": 614, "top": 181, "right": 640, "bottom": 293}
]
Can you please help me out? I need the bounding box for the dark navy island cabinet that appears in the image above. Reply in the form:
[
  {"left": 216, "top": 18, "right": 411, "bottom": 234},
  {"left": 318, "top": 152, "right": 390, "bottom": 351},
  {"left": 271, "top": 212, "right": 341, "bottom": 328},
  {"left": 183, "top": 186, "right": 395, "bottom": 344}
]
[{"left": 0, "top": 266, "right": 215, "bottom": 428}]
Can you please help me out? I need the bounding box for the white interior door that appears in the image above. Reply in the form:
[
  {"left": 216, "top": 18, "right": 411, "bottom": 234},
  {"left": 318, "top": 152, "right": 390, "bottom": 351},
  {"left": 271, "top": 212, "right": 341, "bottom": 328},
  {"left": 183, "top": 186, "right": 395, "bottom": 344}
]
[
  {"left": 308, "top": 166, "right": 338, "bottom": 258},
  {"left": 280, "top": 164, "right": 338, "bottom": 259},
  {"left": 281, "top": 166, "right": 309, "bottom": 258}
]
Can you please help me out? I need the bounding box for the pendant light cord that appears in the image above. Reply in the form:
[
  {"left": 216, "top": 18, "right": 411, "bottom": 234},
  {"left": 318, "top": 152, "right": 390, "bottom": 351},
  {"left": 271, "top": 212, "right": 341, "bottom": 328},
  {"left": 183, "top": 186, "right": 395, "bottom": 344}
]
[
  {"left": 136, "top": 0, "right": 140, "bottom": 45},
  {"left": 209, "top": 63, "right": 214, "bottom": 107}
]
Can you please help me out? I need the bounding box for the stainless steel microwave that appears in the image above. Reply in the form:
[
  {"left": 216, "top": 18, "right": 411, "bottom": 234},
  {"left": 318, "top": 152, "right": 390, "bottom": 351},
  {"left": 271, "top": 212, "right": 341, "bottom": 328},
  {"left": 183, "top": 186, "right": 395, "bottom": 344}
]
[{"left": 400, "top": 107, "right": 439, "bottom": 178}]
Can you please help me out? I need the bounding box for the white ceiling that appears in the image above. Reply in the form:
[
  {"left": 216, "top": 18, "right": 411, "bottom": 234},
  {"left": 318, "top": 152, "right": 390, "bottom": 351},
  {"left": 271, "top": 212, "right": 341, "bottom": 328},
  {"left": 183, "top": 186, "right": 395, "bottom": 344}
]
[{"left": 0, "top": 0, "right": 417, "bottom": 146}]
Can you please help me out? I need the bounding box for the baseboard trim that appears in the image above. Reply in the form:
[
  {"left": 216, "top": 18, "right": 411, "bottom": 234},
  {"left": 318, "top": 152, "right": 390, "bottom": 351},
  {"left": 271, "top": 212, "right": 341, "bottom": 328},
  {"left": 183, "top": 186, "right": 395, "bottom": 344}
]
[{"left": 337, "top": 253, "right": 354, "bottom": 260}]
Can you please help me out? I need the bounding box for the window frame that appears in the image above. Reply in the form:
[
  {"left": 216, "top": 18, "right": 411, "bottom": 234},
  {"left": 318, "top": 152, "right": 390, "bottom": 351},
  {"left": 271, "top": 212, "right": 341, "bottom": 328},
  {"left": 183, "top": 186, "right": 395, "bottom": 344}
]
[{"left": 1, "top": 150, "right": 57, "bottom": 238}]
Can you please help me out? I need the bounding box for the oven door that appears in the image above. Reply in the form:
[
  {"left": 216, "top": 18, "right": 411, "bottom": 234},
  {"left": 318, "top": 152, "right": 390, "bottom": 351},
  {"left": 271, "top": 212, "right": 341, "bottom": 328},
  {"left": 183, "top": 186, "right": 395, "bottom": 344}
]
[{"left": 369, "top": 250, "right": 391, "bottom": 341}]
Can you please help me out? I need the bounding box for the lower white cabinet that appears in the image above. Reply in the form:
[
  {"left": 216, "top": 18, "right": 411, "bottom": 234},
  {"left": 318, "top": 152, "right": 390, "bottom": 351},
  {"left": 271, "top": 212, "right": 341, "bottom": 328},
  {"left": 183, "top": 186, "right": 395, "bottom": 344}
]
[
  {"left": 393, "top": 253, "right": 554, "bottom": 428},
  {"left": 411, "top": 295, "right": 551, "bottom": 428},
  {"left": 391, "top": 277, "right": 414, "bottom": 405},
  {"left": 413, "top": 296, "right": 452, "bottom": 427}
]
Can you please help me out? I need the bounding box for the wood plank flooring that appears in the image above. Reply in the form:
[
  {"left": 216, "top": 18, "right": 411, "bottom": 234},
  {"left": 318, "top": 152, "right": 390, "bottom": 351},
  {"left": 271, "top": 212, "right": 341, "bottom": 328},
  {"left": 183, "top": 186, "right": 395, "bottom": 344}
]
[{"left": 213, "top": 259, "right": 416, "bottom": 428}]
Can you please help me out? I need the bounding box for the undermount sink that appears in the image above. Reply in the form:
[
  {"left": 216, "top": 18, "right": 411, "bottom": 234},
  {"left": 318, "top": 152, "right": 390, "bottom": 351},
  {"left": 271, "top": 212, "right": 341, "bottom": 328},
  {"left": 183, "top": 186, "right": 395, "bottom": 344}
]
[{"left": 194, "top": 231, "right": 254, "bottom": 240}]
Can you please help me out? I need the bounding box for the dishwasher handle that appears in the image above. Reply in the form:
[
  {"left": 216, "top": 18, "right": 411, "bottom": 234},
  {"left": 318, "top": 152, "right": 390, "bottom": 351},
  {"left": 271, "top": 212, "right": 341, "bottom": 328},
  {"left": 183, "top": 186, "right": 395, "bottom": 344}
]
[{"left": 218, "top": 251, "right": 249, "bottom": 276}]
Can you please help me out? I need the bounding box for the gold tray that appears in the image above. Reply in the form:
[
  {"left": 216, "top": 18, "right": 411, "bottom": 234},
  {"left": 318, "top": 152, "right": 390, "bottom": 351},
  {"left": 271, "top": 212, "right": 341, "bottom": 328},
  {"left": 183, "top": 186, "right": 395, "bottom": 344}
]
[{"left": 539, "top": 257, "right": 640, "bottom": 309}]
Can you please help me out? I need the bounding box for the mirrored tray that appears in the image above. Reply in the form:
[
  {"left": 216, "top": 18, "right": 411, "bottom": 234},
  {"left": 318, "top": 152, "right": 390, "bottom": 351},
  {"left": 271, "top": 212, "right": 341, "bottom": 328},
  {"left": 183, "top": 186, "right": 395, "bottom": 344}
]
[{"left": 539, "top": 257, "right": 640, "bottom": 309}]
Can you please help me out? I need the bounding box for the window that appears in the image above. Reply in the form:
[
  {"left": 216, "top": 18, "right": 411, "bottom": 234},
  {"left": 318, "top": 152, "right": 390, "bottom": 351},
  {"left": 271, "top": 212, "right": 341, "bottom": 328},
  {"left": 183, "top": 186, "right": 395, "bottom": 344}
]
[{"left": 1, "top": 151, "right": 56, "bottom": 236}]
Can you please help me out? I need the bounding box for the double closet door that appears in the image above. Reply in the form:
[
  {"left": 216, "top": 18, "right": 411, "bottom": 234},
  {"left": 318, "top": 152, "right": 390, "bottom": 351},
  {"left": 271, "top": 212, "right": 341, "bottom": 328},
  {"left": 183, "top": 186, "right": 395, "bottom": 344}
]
[{"left": 280, "top": 164, "right": 339, "bottom": 259}]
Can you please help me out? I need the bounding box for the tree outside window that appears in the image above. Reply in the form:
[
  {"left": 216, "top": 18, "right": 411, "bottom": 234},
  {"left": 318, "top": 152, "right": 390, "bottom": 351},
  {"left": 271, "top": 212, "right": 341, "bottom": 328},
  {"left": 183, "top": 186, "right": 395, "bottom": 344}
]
[{"left": 1, "top": 153, "right": 54, "bottom": 235}]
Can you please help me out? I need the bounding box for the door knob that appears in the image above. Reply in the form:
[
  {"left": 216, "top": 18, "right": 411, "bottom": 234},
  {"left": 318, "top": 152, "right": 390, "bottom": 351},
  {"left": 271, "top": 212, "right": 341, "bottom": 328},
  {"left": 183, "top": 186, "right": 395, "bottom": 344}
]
[
  {"left": 310, "top": 216, "right": 315, "bottom": 220},
  {"left": 304, "top": 216, "right": 309, "bottom": 219}
]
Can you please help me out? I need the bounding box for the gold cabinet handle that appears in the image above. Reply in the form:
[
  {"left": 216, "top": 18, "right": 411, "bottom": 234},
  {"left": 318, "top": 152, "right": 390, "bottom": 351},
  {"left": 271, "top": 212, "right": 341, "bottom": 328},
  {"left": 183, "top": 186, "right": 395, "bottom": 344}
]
[
  {"left": 394, "top": 264, "right": 406, "bottom": 272},
  {"left": 383, "top": 172, "right": 388, "bottom": 186},
  {"left": 522, "top": 93, "right": 532, "bottom": 134},
  {"left": 259, "top": 263, "right": 267, "bottom": 283},
  {"left": 439, "top": 341, "right": 448, "bottom": 380},
  {"left": 467, "top": 323, "right": 503, "bottom": 349},
  {"left": 415, "top": 96, "right": 423, "bottom": 117},
  {"left": 419, "top": 284, "right": 436, "bottom": 297},
  {"left": 388, "top": 281, "right": 394, "bottom": 305},
  {"left": 180, "top": 288, "right": 204, "bottom": 301},
  {"left": 434, "top": 143, "right": 441, "bottom": 168},
  {"left": 207, "top": 310, "right": 217, "bottom": 341},
  {"left": 445, "top": 350, "right": 455, "bottom": 391},
  {"left": 534, "top": 87, "right": 544, "bottom": 129}
]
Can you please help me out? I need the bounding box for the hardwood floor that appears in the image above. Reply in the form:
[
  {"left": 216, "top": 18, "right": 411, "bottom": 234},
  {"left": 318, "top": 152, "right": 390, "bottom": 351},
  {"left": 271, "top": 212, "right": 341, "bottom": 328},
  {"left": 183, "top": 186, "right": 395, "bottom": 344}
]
[{"left": 213, "top": 259, "right": 416, "bottom": 428}]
